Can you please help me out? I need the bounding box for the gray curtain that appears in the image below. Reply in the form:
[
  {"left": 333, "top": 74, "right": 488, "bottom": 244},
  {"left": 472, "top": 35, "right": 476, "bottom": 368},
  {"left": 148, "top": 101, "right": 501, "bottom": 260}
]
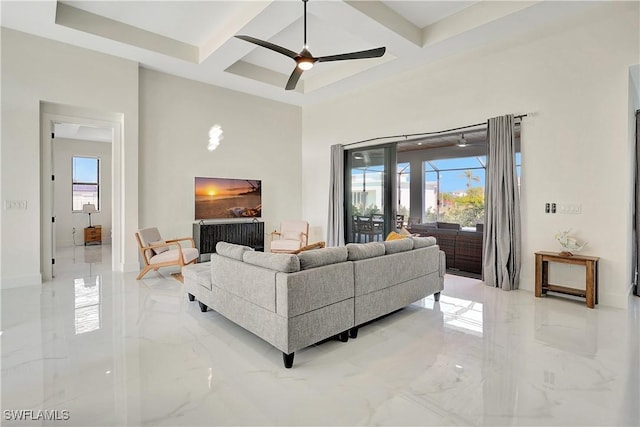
[
  {"left": 327, "top": 144, "right": 345, "bottom": 247},
  {"left": 483, "top": 115, "right": 521, "bottom": 290}
]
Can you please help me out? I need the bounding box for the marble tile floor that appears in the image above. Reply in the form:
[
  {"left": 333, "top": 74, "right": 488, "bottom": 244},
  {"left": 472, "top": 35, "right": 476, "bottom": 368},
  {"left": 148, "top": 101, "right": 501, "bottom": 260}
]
[{"left": 1, "top": 244, "right": 639, "bottom": 426}]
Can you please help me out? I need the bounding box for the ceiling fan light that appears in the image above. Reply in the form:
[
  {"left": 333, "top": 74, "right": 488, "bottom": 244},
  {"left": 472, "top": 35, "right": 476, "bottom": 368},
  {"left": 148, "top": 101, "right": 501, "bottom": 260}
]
[
  {"left": 297, "top": 60, "right": 314, "bottom": 71},
  {"left": 457, "top": 133, "right": 467, "bottom": 147}
]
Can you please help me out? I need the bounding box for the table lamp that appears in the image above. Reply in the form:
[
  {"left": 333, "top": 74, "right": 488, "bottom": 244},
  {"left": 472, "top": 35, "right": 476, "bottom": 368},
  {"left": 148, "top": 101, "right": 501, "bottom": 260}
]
[{"left": 83, "top": 203, "right": 98, "bottom": 228}]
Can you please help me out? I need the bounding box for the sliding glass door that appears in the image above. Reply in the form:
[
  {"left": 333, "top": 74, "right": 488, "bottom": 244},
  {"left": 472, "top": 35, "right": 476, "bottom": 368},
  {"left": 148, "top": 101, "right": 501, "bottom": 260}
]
[{"left": 345, "top": 145, "right": 396, "bottom": 243}]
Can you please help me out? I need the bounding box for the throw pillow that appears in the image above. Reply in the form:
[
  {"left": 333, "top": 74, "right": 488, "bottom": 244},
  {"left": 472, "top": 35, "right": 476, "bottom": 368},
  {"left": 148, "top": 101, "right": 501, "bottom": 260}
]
[
  {"left": 150, "top": 240, "right": 169, "bottom": 255},
  {"left": 385, "top": 231, "right": 406, "bottom": 241}
]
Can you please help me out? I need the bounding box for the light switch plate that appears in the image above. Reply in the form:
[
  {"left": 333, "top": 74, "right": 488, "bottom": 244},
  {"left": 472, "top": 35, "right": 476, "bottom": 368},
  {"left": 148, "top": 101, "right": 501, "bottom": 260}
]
[
  {"left": 559, "top": 203, "right": 581, "bottom": 214},
  {"left": 4, "top": 200, "right": 27, "bottom": 210}
]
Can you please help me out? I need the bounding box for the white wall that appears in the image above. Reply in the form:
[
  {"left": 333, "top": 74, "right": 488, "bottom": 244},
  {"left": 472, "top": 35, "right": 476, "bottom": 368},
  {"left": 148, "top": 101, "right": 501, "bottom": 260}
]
[
  {"left": 139, "top": 69, "right": 302, "bottom": 245},
  {"left": 53, "top": 138, "right": 112, "bottom": 248},
  {"left": 1, "top": 28, "right": 139, "bottom": 287},
  {"left": 302, "top": 2, "right": 640, "bottom": 308}
]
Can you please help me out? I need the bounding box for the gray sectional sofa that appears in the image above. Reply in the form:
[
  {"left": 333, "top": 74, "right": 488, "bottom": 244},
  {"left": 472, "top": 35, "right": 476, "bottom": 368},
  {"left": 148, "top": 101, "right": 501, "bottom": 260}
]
[{"left": 183, "top": 237, "right": 445, "bottom": 368}]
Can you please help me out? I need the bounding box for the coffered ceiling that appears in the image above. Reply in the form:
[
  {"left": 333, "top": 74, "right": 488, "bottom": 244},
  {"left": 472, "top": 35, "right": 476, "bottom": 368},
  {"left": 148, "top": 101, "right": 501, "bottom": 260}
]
[{"left": 2, "top": 1, "right": 598, "bottom": 106}]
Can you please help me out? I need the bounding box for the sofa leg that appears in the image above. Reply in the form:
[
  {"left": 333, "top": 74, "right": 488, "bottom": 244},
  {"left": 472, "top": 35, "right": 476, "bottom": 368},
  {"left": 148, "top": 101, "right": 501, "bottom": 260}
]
[
  {"left": 338, "top": 331, "right": 349, "bottom": 342},
  {"left": 188, "top": 293, "right": 195, "bottom": 302},
  {"left": 283, "top": 352, "right": 295, "bottom": 368},
  {"left": 349, "top": 327, "right": 359, "bottom": 339},
  {"left": 198, "top": 301, "right": 208, "bottom": 312},
  {"left": 434, "top": 292, "right": 441, "bottom": 302}
]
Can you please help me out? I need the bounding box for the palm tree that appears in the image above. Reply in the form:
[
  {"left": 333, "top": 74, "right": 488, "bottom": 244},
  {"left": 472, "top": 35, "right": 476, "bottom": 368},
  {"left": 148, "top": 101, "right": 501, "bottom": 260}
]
[{"left": 460, "top": 170, "right": 480, "bottom": 189}]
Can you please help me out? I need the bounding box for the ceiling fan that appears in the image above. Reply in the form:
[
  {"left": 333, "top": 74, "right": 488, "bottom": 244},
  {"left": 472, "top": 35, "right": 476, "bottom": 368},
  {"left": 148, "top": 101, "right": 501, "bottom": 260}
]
[{"left": 235, "top": 0, "right": 386, "bottom": 91}]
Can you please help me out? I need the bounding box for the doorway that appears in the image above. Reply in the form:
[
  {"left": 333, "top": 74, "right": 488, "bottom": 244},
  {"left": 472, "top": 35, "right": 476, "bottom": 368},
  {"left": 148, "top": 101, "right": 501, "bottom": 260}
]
[
  {"left": 41, "top": 107, "right": 123, "bottom": 281},
  {"left": 634, "top": 109, "right": 639, "bottom": 297},
  {"left": 345, "top": 144, "right": 397, "bottom": 244}
]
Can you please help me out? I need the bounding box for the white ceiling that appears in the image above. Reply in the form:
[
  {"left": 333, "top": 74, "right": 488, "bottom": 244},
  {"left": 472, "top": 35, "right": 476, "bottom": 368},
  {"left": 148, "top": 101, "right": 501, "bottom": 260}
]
[
  {"left": 2, "top": 1, "right": 599, "bottom": 107},
  {"left": 54, "top": 122, "right": 113, "bottom": 143}
]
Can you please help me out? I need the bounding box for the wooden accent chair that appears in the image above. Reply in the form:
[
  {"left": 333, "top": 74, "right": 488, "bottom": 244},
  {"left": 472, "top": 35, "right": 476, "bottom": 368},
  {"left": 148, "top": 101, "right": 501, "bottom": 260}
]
[
  {"left": 270, "top": 220, "right": 309, "bottom": 253},
  {"left": 135, "top": 227, "right": 199, "bottom": 280}
]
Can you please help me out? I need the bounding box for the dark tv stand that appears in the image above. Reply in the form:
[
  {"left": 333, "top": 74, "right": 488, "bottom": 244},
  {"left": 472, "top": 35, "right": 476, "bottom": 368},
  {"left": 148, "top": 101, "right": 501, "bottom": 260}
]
[{"left": 193, "top": 222, "right": 264, "bottom": 261}]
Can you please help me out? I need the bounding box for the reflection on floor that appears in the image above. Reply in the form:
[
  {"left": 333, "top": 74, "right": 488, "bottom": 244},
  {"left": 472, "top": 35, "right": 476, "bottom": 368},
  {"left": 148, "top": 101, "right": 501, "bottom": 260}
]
[{"left": 1, "top": 245, "right": 638, "bottom": 426}]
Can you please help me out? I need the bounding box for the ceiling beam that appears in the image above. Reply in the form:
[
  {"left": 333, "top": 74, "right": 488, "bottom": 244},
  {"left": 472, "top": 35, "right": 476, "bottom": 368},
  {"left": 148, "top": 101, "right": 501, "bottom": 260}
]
[
  {"left": 55, "top": 3, "right": 199, "bottom": 63},
  {"left": 344, "top": 1, "right": 422, "bottom": 47},
  {"left": 422, "top": 1, "right": 540, "bottom": 47}
]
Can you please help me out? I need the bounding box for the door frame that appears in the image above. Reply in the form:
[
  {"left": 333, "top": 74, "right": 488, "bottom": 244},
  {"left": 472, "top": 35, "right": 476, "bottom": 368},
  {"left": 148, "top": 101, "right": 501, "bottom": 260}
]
[{"left": 40, "top": 111, "right": 122, "bottom": 281}]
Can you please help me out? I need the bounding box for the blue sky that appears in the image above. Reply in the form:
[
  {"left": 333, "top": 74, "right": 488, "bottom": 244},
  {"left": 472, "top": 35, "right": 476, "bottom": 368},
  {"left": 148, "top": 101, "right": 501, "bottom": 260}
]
[
  {"left": 355, "top": 154, "right": 520, "bottom": 194},
  {"left": 72, "top": 157, "right": 98, "bottom": 183}
]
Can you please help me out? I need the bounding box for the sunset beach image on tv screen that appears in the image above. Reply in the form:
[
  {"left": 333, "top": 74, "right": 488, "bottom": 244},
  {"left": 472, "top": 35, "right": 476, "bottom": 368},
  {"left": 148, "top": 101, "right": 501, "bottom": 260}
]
[{"left": 195, "top": 177, "right": 262, "bottom": 219}]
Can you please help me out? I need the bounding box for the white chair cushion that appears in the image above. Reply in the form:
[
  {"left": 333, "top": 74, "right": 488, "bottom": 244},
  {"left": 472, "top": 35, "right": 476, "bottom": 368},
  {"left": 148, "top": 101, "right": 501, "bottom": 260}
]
[
  {"left": 270, "top": 240, "right": 302, "bottom": 251},
  {"left": 149, "top": 248, "right": 199, "bottom": 265},
  {"left": 280, "top": 222, "right": 307, "bottom": 240},
  {"left": 281, "top": 232, "right": 301, "bottom": 241}
]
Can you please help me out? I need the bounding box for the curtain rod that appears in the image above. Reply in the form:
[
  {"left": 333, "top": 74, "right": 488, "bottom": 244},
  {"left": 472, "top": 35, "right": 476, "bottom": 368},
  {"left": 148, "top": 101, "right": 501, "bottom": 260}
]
[{"left": 343, "top": 114, "right": 527, "bottom": 148}]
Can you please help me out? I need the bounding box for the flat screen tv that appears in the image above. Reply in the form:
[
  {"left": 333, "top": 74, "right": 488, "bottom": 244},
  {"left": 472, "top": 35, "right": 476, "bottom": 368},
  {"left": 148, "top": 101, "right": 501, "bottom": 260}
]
[{"left": 195, "top": 177, "right": 262, "bottom": 220}]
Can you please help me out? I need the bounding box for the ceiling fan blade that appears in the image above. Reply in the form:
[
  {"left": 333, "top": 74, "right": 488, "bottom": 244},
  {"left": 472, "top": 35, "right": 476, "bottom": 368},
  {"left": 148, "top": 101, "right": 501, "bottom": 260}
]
[
  {"left": 285, "top": 67, "right": 304, "bottom": 91},
  {"left": 235, "top": 35, "right": 298, "bottom": 59},
  {"left": 316, "top": 47, "right": 386, "bottom": 63}
]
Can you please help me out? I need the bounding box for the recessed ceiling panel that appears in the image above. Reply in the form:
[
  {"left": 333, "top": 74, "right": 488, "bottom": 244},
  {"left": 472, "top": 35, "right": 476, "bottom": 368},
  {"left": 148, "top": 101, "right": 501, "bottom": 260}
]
[{"left": 237, "top": 11, "right": 391, "bottom": 90}]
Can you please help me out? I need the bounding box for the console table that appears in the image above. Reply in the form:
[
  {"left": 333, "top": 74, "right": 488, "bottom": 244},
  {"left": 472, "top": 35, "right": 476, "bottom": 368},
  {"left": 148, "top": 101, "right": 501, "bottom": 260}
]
[
  {"left": 193, "top": 222, "right": 264, "bottom": 261},
  {"left": 535, "top": 251, "right": 599, "bottom": 308}
]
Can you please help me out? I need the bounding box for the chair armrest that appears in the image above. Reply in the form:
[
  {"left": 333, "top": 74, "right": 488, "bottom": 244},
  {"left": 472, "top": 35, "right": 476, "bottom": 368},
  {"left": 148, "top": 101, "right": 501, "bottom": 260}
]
[{"left": 270, "top": 231, "right": 282, "bottom": 241}]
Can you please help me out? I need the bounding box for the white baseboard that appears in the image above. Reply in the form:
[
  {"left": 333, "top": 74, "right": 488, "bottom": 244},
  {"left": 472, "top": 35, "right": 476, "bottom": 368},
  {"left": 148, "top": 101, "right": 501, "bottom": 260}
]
[{"left": 119, "top": 262, "right": 140, "bottom": 273}]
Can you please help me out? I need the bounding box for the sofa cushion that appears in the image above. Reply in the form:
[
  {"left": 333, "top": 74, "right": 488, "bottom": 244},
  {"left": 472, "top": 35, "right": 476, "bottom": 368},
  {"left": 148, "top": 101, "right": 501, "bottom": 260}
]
[
  {"left": 297, "top": 247, "right": 348, "bottom": 270},
  {"left": 383, "top": 238, "right": 414, "bottom": 254},
  {"left": 183, "top": 262, "right": 212, "bottom": 290},
  {"left": 352, "top": 245, "right": 441, "bottom": 297},
  {"left": 412, "top": 236, "right": 437, "bottom": 249},
  {"left": 242, "top": 251, "right": 300, "bottom": 273},
  {"left": 346, "top": 242, "right": 385, "bottom": 261},
  {"left": 216, "top": 241, "right": 254, "bottom": 261}
]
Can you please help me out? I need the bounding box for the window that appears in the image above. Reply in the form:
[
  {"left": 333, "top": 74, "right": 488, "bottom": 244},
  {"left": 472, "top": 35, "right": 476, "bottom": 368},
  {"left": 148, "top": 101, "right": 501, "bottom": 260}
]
[
  {"left": 72, "top": 156, "right": 100, "bottom": 212},
  {"left": 423, "top": 154, "right": 520, "bottom": 228}
]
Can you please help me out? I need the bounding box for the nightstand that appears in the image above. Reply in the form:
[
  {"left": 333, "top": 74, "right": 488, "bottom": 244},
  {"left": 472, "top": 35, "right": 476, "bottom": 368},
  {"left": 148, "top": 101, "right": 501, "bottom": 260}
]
[{"left": 84, "top": 225, "right": 102, "bottom": 246}]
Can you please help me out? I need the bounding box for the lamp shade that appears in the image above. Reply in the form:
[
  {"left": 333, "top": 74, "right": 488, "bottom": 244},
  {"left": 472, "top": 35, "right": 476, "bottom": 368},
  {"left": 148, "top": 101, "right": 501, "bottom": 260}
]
[{"left": 83, "top": 203, "right": 97, "bottom": 214}]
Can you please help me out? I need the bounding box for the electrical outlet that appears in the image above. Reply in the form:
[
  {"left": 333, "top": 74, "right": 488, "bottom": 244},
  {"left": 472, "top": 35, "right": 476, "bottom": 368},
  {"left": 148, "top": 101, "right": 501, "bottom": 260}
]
[
  {"left": 72, "top": 227, "right": 76, "bottom": 234},
  {"left": 545, "top": 203, "right": 550, "bottom": 213},
  {"left": 551, "top": 203, "right": 557, "bottom": 213}
]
